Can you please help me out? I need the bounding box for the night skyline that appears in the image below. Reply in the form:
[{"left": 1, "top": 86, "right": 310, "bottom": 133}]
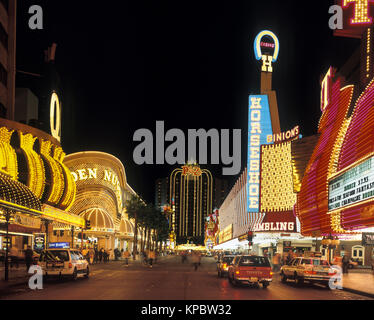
[{"left": 15, "top": 0, "right": 360, "bottom": 203}]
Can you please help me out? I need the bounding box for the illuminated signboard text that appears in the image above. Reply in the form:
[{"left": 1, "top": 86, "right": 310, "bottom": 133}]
[
  {"left": 329, "top": 156, "right": 374, "bottom": 210},
  {"left": 247, "top": 95, "right": 273, "bottom": 212},
  {"left": 266, "top": 126, "right": 300, "bottom": 144}
]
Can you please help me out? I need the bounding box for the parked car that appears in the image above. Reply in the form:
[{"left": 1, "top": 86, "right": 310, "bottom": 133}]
[
  {"left": 227, "top": 255, "right": 273, "bottom": 288},
  {"left": 217, "top": 255, "right": 235, "bottom": 278},
  {"left": 280, "top": 257, "right": 338, "bottom": 288},
  {"left": 38, "top": 249, "right": 89, "bottom": 280}
]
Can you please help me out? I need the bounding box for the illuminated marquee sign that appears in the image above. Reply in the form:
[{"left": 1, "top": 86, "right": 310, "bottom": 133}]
[
  {"left": 328, "top": 156, "right": 374, "bottom": 211},
  {"left": 71, "top": 167, "right": 123, "bottom": 211},
  {"left": 334, "top": 0, "right": 374, "bottom": 38},
  {"left": 253, "top": 222, "right": 295, "bottom": 232},
  {"left": 50, "top": 92, "right": 61, "bottom": 142},
  {"left": 252, "top": 211, "right": 298, "bottom": 233},
  {"left": 254, "top": 30, "right": 279, "bottom": 72},
  {"left": 321, "top": 67, "right": 334, "bottom": 113},
  {"left": 181, "top": 164, "right": 202, "bottom": 176},
  {"left": 247, "top": 95, "right": 273, "bottom": 213},
  {"left": 219, "top": 224, "right": 233, "bottom": 243},
  {"left": 266, "top": 126, "right": 300, "bottom": 144}
]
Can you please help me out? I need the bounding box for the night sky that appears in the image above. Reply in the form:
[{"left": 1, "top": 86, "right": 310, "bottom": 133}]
[{"left": 15, "top": 0, "right": 360, "bottom": 203}]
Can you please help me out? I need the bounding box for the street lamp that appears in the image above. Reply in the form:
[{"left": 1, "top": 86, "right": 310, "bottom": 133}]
[{"left": 1, "top": 208, "right": 14, "bottom": 281}]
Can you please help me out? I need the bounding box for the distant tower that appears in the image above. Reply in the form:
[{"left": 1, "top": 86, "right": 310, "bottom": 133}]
[{"left": 169, "top": 162, "right": 213, "bottom": 245}]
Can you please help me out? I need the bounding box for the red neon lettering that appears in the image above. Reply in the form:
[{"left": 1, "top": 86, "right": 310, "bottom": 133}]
[{"left": 343, "top": 0, "right": 374, "bottom": 24}]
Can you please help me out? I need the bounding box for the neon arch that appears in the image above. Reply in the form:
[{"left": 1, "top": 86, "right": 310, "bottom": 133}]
[{"left": 254, "top": 30, "right": 280, "bottom": 62}]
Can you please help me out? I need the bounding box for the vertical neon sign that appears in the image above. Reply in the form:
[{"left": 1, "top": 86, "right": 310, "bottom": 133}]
[{"left": 247, "top": 95, "right": 273, "bottom": 213}]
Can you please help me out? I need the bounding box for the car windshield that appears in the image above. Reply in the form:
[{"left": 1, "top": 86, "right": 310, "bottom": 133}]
[
  {"left": 222, "top": 256, "right": 234, "bottom": 263},
  {"left": 313, "top": 259, "right": 329, "bottom": 266},
  {"left": 239, "top": 256, "right": 270, "bottom": 267},
  {"left": 40, "top": 250, "right": 69, "bottom": 262}
]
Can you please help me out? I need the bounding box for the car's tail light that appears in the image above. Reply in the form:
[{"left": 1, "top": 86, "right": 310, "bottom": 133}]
[
  {"left": 235, "top": 271, "right": 240, "bottom": 275},
  {"left": 69, "top": 263, "right": 73, "bottom": 269},
  {"left": 270, "top": 271, "right": 274, "bottom": 276},
  {"left": 223, "top": 263, "right": 227, "bottom": 269},
  {"left": 305, "top": 270, "right": 316, "bottom": 275}
]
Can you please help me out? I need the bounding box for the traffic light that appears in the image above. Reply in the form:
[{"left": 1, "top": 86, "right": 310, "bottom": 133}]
[
  {"left": 247, "top": 231, "right": 253, "bottom": 246},
  {"left": 85, "top": 220, "right": 91, "bottom": 230},
  {"left": 2, "top": 236, "right": 10, "bottom": 247}
]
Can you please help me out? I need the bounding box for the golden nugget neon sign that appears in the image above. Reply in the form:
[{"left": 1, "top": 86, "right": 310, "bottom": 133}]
[
  {"left": 50, "top": 92, "right": 61, "bottom": 142},
  {"left": 71, "top": 167, "right": 123, "bottom": 210}
]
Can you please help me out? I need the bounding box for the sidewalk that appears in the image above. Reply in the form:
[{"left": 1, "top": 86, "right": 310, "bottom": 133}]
[
  {"left": 0, "top": 256, "right": 150, "bottom": 294},
  {"left": 341, "top": 269, "right": 374, "bottom": 298},
  {"left": 0, "top": 265, "right": 30, "bottom": 295}
]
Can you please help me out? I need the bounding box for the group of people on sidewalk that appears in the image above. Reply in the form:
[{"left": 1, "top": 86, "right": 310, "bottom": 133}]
[{"left": 81, "top": 247, "right": 115, "bottom": 264}]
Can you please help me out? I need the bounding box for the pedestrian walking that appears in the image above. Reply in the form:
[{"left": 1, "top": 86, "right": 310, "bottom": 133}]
[
  {"left": 94, "top": 247, "right": 98, "bottom": 264},
  {"left": 342, "top": 253, "right": 350, "bottom": 274},
  {"left": 89, "top": 248, "right": 94, "bottom": 265},
  {"left": 122, "top": 249, "right": 130, "bottom": 267},
  {"left": 99, "top": 248, "right": 104, "bottom": 263},
  {"left": 142, "top": 251, "right": 148, "bottom": 265},
  {"left": 272, "top": 253, "right": 281, "bottom": 272},
  {"left": 9, "top": 246, "right": 19, "bottom": 268},
  {"left": 148, "top": 250, "right": 155, "bottom": 268},
  {"left": 181, "top": 251, "right": 187, "bottom": 263},
  {"left": 191, "top": 251, "right": 200, "bottom": 271},
  {"left": 24, "top": 246, "right": 33, "bottom": 272}
]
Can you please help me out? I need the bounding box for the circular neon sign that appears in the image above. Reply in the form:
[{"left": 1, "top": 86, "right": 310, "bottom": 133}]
[{"left": 254, "top": 30, "right": 280, "bottom": 63}]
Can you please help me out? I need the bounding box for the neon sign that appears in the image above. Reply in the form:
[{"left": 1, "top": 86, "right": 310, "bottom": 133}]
[
  {"left": 343, "top": 0, "right": 374, "bottom": 24},
  {"left": 50, "top": 92, "right": 61, "bottom": 142},
  {"left": 247, "top": 95, "right": 273, "bottom": 213},
  {"left": 254, "top": 30, "right": 279, "bottom": 73},
  {"left": 334, "top": 0, "right": 374, "bottom": 37},
  {"left": 266, "top": 126, "right": 300, "bottom": 144},
  {"left": 181, "top": 164, "right": 202, "bottom": 176},
  {"left": 321, "top": 67, "right": 334, "bottom": 113}
]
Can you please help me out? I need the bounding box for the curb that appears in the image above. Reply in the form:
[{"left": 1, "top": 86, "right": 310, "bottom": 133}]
[{"left": 341, "top": 286, "right": 374, "bottom": 299}]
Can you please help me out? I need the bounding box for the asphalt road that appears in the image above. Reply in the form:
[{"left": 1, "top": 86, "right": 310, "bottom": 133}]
[{"left": 1, "top": 255, "right": 371, "bottom": 300}]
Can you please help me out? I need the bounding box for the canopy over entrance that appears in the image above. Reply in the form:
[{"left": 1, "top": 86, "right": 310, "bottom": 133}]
[
  {"left": 0, "top": 172, "right": 42, "bottom": 215},
  {"left": 79, "top": 207, "right": 114, "bottom": 233}
]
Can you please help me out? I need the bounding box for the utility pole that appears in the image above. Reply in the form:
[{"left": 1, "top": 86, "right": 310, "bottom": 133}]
[
  {"left": 71, "top": 226, "right": 74, "bottom": 249},
  {"left": 4, "top": 209, "right": 10, "bottom": 281}
]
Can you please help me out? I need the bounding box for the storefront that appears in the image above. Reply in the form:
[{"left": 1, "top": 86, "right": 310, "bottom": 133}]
[
  {"left": 294, "top": 20, "right": 374, "bottom": 267},
  {"left": 0, "top": 118, "right": 83, "bottom": 256}
]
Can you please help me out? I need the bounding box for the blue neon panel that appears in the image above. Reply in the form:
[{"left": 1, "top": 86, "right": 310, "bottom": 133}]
[{"left": 247, "top": 95, "right": 273, "bottom": 213}]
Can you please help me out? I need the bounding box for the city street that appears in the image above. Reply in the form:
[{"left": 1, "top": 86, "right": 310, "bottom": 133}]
[{"left": 0, "top": 256, "right": 371, "bottom": 300}]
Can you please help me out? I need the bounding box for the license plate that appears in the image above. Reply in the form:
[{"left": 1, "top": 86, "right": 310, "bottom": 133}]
[{"left": 250, "top": 277, "right": 258, "bottom": 282}]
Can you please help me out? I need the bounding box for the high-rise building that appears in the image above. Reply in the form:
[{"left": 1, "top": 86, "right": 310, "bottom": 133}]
[
  {"left": 155, "top": 177, "right": 170, "bottom": 210},
  {"left": 213, "top": 177, "right": 228, "bottom": 209},
  {"left": 169, "top": 162, "right": 213, "bottom": 246},
  {"left": 0, "top": 0, "right": 17, "bottom": 120}
]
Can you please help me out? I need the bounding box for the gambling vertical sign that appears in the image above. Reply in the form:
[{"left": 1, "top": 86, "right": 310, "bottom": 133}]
[{"left": 247, "top": 95, "right": 273, "bottom": 213}]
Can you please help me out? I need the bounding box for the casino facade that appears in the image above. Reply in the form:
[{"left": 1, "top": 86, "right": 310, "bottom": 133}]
[{"left": 64, "top": 151, "right": 140, "bottom": 252}]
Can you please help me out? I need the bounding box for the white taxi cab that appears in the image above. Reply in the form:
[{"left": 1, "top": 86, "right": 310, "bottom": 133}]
[
  {"left": 280, "top": 257, "right": 338, "bottom": 288},
  {"left": 38, "top": 249, "right": 89, "bottom": 280}
]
